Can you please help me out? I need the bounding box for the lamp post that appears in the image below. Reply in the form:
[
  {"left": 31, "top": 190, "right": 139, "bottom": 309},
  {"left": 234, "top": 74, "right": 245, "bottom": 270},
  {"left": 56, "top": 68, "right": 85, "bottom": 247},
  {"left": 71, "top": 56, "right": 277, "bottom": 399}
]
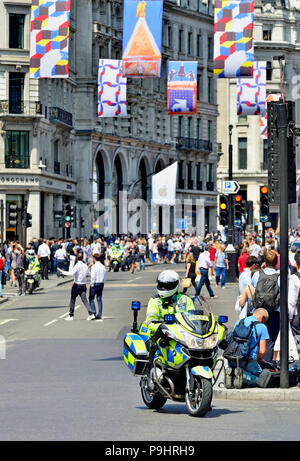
[{"left": 226, "top": 124, "right": 237, "bottom": 282}]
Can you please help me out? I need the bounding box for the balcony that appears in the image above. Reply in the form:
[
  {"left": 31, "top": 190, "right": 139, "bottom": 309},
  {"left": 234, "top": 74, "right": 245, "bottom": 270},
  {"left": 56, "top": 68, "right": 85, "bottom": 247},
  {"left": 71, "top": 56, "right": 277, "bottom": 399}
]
[
  {"left": 0, "top": 100, "right": 42, "bottom": 116},
  {"left": 54, "top": 161, "right": 60, "bottom": 175},
  {"left": 196, "top": 181, "right": 202, "bottom": 191},
  {"left": 176, "top": 137, "right": 213, "bottom": 153},
  {"left": 5, "top": 154, "right": 30, "bottom": 169},
  {"left": 49, "top": 106, "right": 73, "bottom": 128},
  {"left": 206, "top": 181, "right": 215, "bottom": 191}
]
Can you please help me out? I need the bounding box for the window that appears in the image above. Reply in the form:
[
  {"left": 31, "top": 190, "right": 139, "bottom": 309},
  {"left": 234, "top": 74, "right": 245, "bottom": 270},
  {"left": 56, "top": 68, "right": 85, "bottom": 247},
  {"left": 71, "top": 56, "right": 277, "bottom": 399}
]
[
  {"left": 196, "top": 163, "right": 202, "bottom": 190},
  {"left": 206, "top": 163, "right": 213, "bottom": 182},
  {"left": 54, "top": 140, "right": 60, "bottom": 174},
  {"left": 197, "top": 118, "right": 201, "bottom": 139},
  {"left": 238, "top": 115, "right": 247, "bottom": 123},
  {"left": 197, "top": 74, "right": 201, "bottom": 100},
  {"left": 208, "top": 77, "right": 213, "bottom": 103},
  {"left": 9, "top": 73, "right": 24, "bottom": 114},
  {"left": 178, "top": 160, "right": 184, "bottom": 189},
  {"left": 208, "top": 120, "right": 212, "bottom": 141},
  {"left": 9, "top": 14, "right": 25, "bottom": 49},
  {"left": 263, "top": 139, "right": 268, "bottom": 170},
  {"left": 5, "top": 131, "right": 29, "bottom": 168},
  {"left": 197, "top": 34, "right": 201, "bottom": 57},
  {"left": 263, "top": 26, "right": 272, "bottom": 41},
  {"left": 178, "top": 116, "right": 183, "bottom": 137},
  {"left": 188, "top": 32, "right": 192, "bottom": 55},
  {"left": 266, "top": 61, "right": 272, "bottom": 81},
  {"left": 238, "top": 137, "right": 247, "bottom": 169},
  {"left": 188, "top": 117, "right": 192, "bottom": 138},
  {"left": 179, "top": 30, "right": 183, "bottom": 53},
  {"left": 207, "top": 36, "right": 213, "bottom": 60},
  {"left": 167, "top": 26, "right": 172, "bottom": 47}
]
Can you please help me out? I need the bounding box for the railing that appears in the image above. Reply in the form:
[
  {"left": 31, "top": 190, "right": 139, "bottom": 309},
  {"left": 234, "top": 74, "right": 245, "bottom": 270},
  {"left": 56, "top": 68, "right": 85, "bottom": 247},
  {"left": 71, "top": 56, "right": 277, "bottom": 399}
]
[
  {"left": 0, "top": 100, "right": 42, "bottom": 116},
  {"left": 176, "top": 137, "right": 213, "bottom": 152},
  {"left": 5, "top": 155, "right": 30, "bottom": 169},
  {"left": 49, "top": 106, "right": 73, "bottom": 127}
]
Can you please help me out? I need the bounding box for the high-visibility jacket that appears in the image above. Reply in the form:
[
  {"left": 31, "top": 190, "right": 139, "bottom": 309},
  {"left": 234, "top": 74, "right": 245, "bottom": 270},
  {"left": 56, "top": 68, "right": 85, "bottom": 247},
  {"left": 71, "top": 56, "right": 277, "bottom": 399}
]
[{"left": 145, "top": 292, "right": 195, "bottom": 334}]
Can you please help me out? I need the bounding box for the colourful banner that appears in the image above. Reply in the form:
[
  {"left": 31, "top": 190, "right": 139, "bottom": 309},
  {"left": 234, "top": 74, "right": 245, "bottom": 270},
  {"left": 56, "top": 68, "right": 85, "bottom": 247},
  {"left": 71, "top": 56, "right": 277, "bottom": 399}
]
[
  {"left": 260, "top": 94, "right": 280, "bottom": 139},
  {"left": 98, "top": 60, "right": 127, "bottom": 117},
  {"left": 122, "top": 0, "right": 162, "bottom": 78},
  {"left": 237, "top": 62, "right": 266, "bottom": 116},
  {"left": 30, "top": 0, "right": 71, "bottom": 78},
  {"left": 214, "top": 0, "right": 254, "bottom": 78},
  {"left": 167, "top": 62, "right": 198, "bottom": 115}
]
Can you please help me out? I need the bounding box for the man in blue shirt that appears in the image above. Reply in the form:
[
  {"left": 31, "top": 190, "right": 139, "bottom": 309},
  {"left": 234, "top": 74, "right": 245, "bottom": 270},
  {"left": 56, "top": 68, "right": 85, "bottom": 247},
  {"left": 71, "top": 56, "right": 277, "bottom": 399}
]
[
  {"left": 238, "top": 255, "right": 258, "bottom": 295},
  {"left": 227, "top": 308, "right": 270, "bottom": 388},
  {"left": 251, "top": 250, "right": 280, "bottom": 362}
]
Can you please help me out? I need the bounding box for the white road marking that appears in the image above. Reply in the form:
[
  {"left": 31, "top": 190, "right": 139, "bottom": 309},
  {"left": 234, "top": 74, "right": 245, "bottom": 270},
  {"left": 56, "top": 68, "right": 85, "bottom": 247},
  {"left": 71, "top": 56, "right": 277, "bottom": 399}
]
[
  {"left": 0, "top": 319, "right": 18, "bottom": 326},
  {"left": 45, "top": 305, "right": 80, "bottom": 326}
]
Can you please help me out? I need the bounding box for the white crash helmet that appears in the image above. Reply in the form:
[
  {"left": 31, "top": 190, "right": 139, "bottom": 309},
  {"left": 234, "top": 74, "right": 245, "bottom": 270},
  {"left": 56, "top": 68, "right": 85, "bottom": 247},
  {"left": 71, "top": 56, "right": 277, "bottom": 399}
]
[
  {"left": 157, "top": 270, "right": 180, "bottom": 299},
  {"left": 28, "top": 250, "right": 35, "bottom": 256},
  {"left": 114, "top": 240, "right": 120, "bottom": 246}
]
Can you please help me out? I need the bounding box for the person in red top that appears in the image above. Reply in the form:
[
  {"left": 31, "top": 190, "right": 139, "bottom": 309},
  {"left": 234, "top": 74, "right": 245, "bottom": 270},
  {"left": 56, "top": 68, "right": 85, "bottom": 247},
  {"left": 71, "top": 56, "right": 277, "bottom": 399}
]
[
  {"left": 238, "top": 247, "right": 250, "bottom": 274},
  {"left": 209, "top": 241, "right": 217, "bottom": 278}
]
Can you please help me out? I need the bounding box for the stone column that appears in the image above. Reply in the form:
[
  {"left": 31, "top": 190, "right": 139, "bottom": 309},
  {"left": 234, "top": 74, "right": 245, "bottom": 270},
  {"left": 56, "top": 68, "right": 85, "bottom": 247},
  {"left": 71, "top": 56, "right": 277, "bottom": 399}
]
[{"left": 27, "top": 190, "right": 41, "bottom": 241}]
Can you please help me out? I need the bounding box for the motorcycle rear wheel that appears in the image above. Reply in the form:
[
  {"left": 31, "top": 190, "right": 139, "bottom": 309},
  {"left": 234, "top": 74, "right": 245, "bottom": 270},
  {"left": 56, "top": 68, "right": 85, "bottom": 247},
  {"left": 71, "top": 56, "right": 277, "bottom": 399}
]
[
  {"left": 185, "top": 377, "right": 212, "bottom": 417},
  {"left": 140, "top": 377, "right": 167, "bottom": 410},
  {"left": 28, "top": 284, "right": 34, "bottom": 294}
]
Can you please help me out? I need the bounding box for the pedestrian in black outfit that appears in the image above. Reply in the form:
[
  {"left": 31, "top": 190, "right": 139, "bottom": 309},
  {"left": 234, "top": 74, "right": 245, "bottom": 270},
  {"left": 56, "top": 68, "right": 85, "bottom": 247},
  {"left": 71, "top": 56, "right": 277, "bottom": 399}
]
[{"left": 182, "top": 251, "right": 198, "bottom": 294}]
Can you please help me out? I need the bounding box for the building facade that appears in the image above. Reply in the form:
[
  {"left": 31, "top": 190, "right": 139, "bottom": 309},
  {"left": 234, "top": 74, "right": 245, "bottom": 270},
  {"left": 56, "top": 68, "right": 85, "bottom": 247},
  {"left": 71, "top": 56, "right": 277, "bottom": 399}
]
[
  {"left": 217, "top": 0, "right": 300, "bottom": 232},
  {"left": 0, "top": 0, "right": 219, "bottom": 243}
]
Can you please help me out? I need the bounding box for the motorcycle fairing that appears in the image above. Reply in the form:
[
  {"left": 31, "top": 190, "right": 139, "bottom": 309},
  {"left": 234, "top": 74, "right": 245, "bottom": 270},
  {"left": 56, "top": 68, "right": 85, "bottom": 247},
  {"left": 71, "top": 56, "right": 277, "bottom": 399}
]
[
  {"left": 154, "top": 339, "right": 190, "bottom": 369},
  {"left": 191, "top": 365, "right": 213, "bottom": 379},
  {"left": 175, "top": 312, "right": 216, "bottom": 338}
]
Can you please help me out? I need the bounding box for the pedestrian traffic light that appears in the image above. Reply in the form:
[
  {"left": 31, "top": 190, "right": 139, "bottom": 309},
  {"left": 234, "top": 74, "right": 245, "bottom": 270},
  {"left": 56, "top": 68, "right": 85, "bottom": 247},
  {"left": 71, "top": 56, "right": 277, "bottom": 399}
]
[
  {"left": 80, "top": 216, "right": 85, "bottom": 228},
  {"left": 260, "top": 185, "right": 269, "bottom": 222},
  {"left": 7, "top": 203, "right": 18, "bottom": 227},
  {"left": 219, "top": 195, "right": 229, "bottom": 226},
  {"left": 234, "top": 195, "right": 242, "bottom": 221}
]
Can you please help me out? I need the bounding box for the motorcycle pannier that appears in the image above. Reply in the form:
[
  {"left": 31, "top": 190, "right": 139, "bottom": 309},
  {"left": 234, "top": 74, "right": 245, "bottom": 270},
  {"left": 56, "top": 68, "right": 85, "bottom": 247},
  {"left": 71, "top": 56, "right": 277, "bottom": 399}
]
[{"left": 123, "top": 333, "right": 149, "bottom": 376}]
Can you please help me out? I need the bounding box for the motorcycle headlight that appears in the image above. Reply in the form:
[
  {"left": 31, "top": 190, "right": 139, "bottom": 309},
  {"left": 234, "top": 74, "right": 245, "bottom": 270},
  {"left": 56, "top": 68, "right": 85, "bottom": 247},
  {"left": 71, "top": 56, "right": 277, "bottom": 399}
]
[
  {"left": 26, "top": 270, "right": 35, "bottom": 275},
  {"left": 180, "top": 330, "right": 219, "bottom": 349}
]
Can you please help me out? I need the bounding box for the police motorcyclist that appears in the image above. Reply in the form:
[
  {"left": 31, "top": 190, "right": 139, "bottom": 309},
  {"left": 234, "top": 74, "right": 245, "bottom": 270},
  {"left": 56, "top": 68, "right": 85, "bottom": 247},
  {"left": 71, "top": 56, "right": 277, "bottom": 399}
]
[
  {"left": 108, "top": 240, "right": 124, "bottom": 271},
  {"left": 26, "top": 249, "right": 40, "bottom": 271},
  {"left": 145, "top": 270, "right": 195, "bottom": 336}
]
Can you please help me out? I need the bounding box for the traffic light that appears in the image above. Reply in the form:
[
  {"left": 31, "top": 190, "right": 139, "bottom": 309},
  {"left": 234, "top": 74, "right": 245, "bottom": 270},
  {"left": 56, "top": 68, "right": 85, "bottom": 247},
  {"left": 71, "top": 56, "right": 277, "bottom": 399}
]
[
  {"left": 219, "top": 195, "right": 229, "bottom": 226},
  {"left": 22, "top": 212, "right": 32, "bottom": 228},
  {"left": 70, "top": 206, "right": 76, "bottom": 223},
  {"left": 65, "top": 204, "right": 71, "bottom": 223},
  {"left": 260, "top": 185, "right": 269, "bottom": 222},
  {"left": 7, "top": 203, "right": 18, "bottom": 227},
  {"left": 80, "top": 216, "right": 85, "bottom": 228},
  {"left": 234, "top": 195, "right": 242, "bottom": 222},
  {"left": 246, "top": 200, "right": 254, "bottom": 225}
]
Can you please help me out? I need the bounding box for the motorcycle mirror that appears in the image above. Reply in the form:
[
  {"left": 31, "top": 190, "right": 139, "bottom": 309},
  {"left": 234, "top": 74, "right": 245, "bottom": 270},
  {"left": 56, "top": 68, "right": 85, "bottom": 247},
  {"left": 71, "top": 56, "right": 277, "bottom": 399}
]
[
  {"left": 131, "top": 301, "right": 141, "bottom": 311},
  {"left": 218, "top": 315, "right": 228, "bottom": 324}
]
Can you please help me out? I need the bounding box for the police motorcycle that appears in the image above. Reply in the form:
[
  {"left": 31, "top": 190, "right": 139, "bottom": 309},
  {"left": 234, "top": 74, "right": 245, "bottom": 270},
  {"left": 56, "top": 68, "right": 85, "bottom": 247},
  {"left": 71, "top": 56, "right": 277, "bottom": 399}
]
[
  {"left": 123, "top": 295, "right": 228, "bottom": 417},
  {"left": 24, "top": 250, "right": 41, "bottom": 294},
  {"left": 108, "top": 241, "right": 124, "bottom": 272}
]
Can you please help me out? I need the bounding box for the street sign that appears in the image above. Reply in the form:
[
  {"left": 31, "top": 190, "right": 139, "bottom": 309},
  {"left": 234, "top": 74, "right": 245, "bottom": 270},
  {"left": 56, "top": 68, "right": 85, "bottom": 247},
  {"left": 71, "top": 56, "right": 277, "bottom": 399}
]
[
  {"left": 222, "top": 180, "right": 240, "bottom": 194},
  {"left": 64, "top": 222, "right": 71, "bottom": 228}
]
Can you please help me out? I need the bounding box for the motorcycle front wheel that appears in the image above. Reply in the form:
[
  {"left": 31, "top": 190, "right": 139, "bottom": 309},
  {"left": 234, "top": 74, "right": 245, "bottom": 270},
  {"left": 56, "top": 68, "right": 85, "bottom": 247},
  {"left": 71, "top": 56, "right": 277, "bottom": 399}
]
[
  {"left": 140, "top": 376, "right": 167, "bottom": 410},
  {"left": 185, "top": 377, "right": 212, "bottom": 417}
]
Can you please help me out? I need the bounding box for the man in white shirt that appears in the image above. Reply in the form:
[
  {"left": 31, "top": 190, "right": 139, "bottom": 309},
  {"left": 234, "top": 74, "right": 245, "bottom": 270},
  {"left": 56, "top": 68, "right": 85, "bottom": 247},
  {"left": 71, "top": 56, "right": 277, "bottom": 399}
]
[
  {"left": 58, "top": 252, "right": 95, "bottom": 321},
  {"left": 38, "top": 239, "right": 51, "bottom": 280},
  {"left": 89, "top": 253, "right": 106, "bottom": 320},
  {"left": 193, "top": 245, "right": 217, "bottom": 300},
  {"left": 54, "top": 245, "right": 67, "bottom": 277},
  {"left": 288, "top": 250, "right": 300, "bottom": 357}
]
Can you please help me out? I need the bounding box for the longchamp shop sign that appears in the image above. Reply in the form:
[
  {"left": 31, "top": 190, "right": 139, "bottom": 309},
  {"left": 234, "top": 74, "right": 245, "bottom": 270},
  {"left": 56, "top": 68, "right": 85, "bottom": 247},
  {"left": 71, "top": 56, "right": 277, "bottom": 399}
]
[{"left": 0, "top": 176, "right": 40, "bottom": 185}]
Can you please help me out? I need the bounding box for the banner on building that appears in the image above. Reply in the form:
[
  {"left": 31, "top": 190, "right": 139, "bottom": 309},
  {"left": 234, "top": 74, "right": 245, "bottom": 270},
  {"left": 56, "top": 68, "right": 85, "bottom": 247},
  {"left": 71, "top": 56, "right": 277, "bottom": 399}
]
[
  {"left": 152, "top": 162, "right": 178, "bottom": 206},
  {"left": 237, "top": 61, "right": 266, "bottom": 116},
  {"left": 214, "top": 0, "right": 254, "bottom": 78},
  {"left": 122, "top": 0, "right": 162, "bottom": 78},
  {"left": 98, "top": 60, "right": 127, "bottom": 117},
  {"left": 260, "top": 93, "right": 281, "bottom": 139},
  {"left": 167, "top": 62, "right": 198, "bottom": 115},
  {"left": 30, "top": 0, "right": 71, "bottom": 78}
]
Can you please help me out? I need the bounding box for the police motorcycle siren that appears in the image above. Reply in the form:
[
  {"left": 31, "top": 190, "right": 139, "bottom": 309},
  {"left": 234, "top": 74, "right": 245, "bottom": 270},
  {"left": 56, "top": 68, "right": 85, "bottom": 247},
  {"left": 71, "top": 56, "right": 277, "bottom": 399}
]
[{"left": 123, "top": 297, "right": 228, "bottom": 418}]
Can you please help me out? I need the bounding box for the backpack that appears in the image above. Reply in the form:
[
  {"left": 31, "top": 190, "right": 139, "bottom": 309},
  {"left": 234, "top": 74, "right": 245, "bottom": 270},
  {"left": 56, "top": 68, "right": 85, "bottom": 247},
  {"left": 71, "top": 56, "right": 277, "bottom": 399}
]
[
  {"left": 223, "top": 319, "right": 260, "bottom": 367},
  {"left": 252, "top": 271, "right": 280, "bottom": 313}
]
